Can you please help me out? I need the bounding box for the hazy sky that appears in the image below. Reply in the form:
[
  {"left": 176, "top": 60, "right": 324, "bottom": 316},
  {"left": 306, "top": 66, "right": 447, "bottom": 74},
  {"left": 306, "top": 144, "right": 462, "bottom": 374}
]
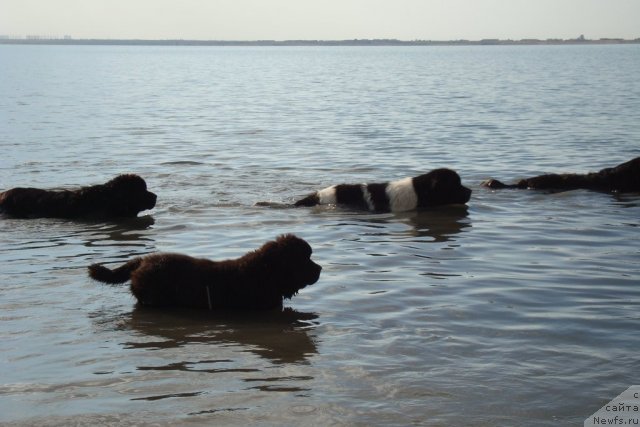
[{"left": 1, "top": 0, "right": 639, "bottom": 41}]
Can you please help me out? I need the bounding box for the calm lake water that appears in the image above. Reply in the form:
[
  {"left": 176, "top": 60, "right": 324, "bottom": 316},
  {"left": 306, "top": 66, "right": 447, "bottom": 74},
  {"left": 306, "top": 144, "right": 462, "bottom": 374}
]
[{"left": 1, "top": 44, "right": 639, "bottom": 426}]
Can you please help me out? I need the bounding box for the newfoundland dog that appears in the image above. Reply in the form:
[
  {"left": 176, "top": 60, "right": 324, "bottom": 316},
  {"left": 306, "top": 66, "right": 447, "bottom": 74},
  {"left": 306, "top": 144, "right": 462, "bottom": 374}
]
[
  {"left": 88, "top": 234, "right": 322, "bottom": 310},
  {"left": 482, "top": 157, "right": 640, "bottom": 192},
  {"left": 294, "top": 168, "right": 472, "bottom": 212},
  {"left": 0, "top": 174, "right": 157, "bottom": 219}
]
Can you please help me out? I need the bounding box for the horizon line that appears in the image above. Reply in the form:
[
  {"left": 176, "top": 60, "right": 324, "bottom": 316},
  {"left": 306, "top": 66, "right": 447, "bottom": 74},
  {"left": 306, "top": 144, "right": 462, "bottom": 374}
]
[{"left": 2, "top": 36, "right": 640, "bottom": 46}]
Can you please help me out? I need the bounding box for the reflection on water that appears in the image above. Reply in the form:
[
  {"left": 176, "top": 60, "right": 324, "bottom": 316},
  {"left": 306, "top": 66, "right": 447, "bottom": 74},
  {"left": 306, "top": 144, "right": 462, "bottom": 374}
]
[
  {"left": 119, "top": 306, "right": 318, "bottom": 365},
  {"left": 81, "top": 216, "right": 157, "bottom": 261},
  {"left": 82, "top": 215, "right": 156, "bottom": 239},
  {"left": 261, "top": 204, "right": 471, "bottom": 243},
  {"left": 394, "top": 206, "right": 470, "bottom": 241},
  {"left": 306, "top": 204, "right": 470, "bottom": 239},
  {"left": 0, "top": 215, "right": 157, "bottom": 276},
  {"left": 611, "top": 192, "right": 640, "bottom": 208}
]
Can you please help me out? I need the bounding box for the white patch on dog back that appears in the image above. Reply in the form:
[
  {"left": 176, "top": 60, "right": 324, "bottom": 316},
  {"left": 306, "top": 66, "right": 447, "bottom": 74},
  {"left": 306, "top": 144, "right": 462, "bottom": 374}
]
[
  {"left": 317, "top": 185, "right": 337, "bottom": 205},
  {"left": 386, "top": 177, "right": 418, "bottom": 212},
  {"left": 361, "top": 184, "right": 375, "bottom": 211}
]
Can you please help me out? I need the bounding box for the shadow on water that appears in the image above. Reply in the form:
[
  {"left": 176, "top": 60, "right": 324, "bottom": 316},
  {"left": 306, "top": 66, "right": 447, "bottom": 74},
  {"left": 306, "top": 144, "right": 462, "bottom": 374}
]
[{"left": 105, "top": 306, "right": 319, "bottom": 365}]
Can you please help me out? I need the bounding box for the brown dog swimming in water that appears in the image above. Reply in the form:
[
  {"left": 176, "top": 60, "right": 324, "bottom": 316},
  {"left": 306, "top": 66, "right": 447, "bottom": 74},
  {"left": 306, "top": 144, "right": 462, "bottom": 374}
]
[
  {"left": 482, "top": 157, "right": 640, "bottom": 192},
  {"left": 88, "top": 234, "right": 322, "bottom": 310},
  {"left": 0, "top": 174, "right": 157, "bottom": 219}
]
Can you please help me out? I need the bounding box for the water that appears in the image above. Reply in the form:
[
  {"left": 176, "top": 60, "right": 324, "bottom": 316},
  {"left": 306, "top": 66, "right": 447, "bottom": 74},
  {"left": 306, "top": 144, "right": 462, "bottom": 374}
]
[{"left": 1, "top": 44, "right": 639, "bottom": 426}]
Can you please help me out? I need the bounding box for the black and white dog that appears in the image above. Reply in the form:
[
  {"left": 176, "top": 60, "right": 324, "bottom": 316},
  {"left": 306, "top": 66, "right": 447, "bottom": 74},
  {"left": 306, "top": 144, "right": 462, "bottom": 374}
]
[{"left": 294, "top": 168, "right": 471, "bottom": 212}]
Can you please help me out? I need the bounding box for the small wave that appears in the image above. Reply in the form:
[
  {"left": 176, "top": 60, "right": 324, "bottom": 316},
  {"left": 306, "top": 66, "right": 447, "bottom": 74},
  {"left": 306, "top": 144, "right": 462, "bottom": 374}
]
[
  {"left": 160, "top": 161, "right": 206, "bottom": 166},
  {"left": 254, "top": 201, "right": 293, "bottom": 209}
]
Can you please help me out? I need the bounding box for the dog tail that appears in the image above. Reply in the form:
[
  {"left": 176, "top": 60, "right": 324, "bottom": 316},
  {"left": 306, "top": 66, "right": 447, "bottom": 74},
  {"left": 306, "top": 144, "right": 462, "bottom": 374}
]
[
  {"left": 88, "top": 258, "right": 142, "bottom": 284},
  {"left": 293, "top": 193, "right": 320, "bottom": 207}
]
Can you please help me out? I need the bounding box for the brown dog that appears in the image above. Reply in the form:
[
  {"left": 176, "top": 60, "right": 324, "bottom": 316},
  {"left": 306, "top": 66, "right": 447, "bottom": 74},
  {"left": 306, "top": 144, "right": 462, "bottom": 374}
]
[
  {"left": 88, "top": 234, "right": 322, "bottom": 310},
  {"left": 0, "top": 174, "right": 157, "bottom": 219},
  {"left": 482, "top": 157, "right": 640, "bottom": 192}
]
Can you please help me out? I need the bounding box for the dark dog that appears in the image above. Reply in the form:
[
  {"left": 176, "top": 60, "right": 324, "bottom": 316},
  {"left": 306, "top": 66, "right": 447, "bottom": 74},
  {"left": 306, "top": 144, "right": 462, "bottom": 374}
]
[
  {"left": 294, "top": 168, "right": 472, "bottom": 212},
  {"left": 88, "top": 234, "right": 322, "bottom": 310},
  {"left": 482, "top": 157, "right": 640, "bottom": 192},
  {"left": 0, "top": 174, "right": 157, "bottom": 219}
]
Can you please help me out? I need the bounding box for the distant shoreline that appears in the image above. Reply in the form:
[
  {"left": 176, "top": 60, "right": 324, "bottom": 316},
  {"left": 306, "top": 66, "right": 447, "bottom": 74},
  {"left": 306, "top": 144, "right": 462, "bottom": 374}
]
[{"left": 1, "top": 37, "right": 639, "bottom": 47}]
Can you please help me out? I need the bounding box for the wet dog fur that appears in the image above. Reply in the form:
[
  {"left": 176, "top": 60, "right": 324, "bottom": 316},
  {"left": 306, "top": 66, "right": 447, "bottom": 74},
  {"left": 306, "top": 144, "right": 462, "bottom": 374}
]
[
  {"left": 0, "top": 174, "right": 157, "bottom": 219},
  {"left": 294, "top": 168, "right": 472, "bottom": 212},
  {"left": 88, "top": 234, "right": 322, "bottom": 310},
  {"left": 482, "top": 157, "right": 640, "bottom": 192}
]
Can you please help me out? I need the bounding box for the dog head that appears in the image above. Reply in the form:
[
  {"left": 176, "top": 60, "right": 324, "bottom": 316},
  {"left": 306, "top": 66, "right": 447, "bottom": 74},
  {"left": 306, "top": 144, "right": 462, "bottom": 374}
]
[
  {"left": 259, "top": 234, "right": 322, "bottom": 299},
  {"left": 103, "top": 174, "right": 157, "bottom": 217},
  {"left": 413, "top": 168, "right": 472, "bottom": 207}
]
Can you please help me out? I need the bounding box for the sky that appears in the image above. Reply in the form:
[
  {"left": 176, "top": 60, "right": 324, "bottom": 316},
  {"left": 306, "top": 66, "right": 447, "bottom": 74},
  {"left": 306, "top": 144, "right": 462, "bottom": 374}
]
[{"left": 1, "top": 0, "right": 639, "bottom": 41}]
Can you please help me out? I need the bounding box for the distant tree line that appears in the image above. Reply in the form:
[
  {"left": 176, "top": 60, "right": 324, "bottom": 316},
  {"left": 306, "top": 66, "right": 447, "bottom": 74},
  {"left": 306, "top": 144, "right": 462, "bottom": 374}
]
[{"left": 1, "top": 37, "right": 639, "bottom": 46}]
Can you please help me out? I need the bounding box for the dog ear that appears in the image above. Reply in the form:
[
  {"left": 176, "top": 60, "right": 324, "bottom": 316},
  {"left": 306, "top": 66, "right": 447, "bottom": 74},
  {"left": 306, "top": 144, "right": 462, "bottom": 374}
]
[
  {"left": 276, "top": 234, "right": 300, "bottom": 242},
  {"left": 275, "top": 234, "right": 312, "bottom": 258},
  {"left": 258, "top": 235, "right": 313, "bottom": 269},
  {"left": 431, "top": 169, "right": 461, "bottom": 189},
  {"left": 108, "top": 174, "right": 147, "bottom": 191}
]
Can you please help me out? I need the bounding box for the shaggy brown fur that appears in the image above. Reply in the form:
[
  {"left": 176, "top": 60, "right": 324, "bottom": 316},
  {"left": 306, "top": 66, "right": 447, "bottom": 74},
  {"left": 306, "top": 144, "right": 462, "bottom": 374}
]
[
  {"left": 88, "top": 234, "right": 322, "bottom": 310},
  {"left": 482, "top": 157, "right": 640, "bottom": 192},
  {"left": 0, "top": 174, "right": 157, "bottom": 219}
]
